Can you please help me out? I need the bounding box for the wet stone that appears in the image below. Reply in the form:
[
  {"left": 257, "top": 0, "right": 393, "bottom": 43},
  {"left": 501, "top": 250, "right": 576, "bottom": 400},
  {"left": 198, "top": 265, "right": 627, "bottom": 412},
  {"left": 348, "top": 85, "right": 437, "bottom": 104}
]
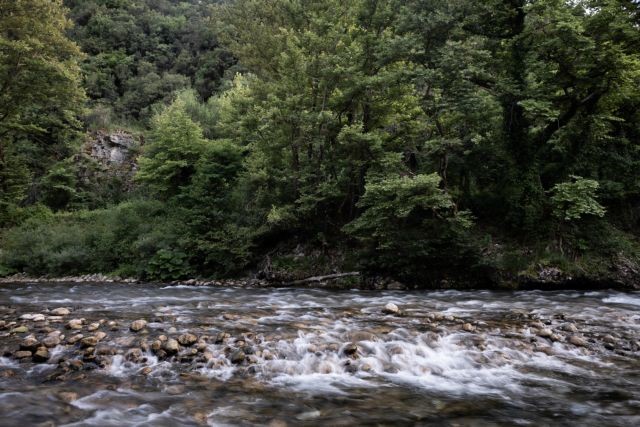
[
  {"left": 178, "top": 333, "right": 198, "bottom": 346},
  {"left": 68, "top": 334, "right": 84, "bottom": 344},
  {"left": 130, "top": 319, "right": 147, "bottom": 332},
  {"left": 58, "top": 392, "right": 78, "bottom": 403},
  {"left": 80, "top": 337, "right": 98, "bottom": 348},
  {"left": 462, "top": 323, "right": 476, "bottom": 332},
  {"left": 382, "top": 303, "right": 400, "bottom": 315},
  {"left": 342, "top": 343, "right": 358, "bottom": 357},
  {"left": 42, "top": 336, "right": 61, "bottom": 348},
  {"left": 66, "top": 319, "right": 83, "bottom": 330},
  {"left": 51, "top": 308, "right": 71, "bottom": 316},
  {"left": 10, "top": 326, "right": 29, "bottom": 334},
  {"left": 33, "top": 347, "right": 49, "bottom": 363},
  {"left": 569, "top": 335, "right": 588, "bottom": 347},
  {"left": 15, "top": 350, "right": 32, "bottom": 359},
  {"left": 164, "top": 339, "right": 180, "bottom": 354},
  {"left": 20, "top": 337, "right": 40, "bottom": 352},
  {"left": 230, "top": 349, "right": 245, "bottom": 364}
]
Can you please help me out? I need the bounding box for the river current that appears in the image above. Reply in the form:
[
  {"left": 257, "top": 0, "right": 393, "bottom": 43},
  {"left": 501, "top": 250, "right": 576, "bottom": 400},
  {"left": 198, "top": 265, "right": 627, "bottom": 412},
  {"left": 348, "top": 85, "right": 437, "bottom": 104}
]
[{"left": 0, "top": 282, "right": 639, "bottom": 426}]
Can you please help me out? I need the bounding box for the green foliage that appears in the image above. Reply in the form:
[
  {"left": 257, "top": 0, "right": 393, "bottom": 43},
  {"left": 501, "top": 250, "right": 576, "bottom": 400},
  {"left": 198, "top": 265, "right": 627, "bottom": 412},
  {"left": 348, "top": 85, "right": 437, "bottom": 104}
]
[
  {"left": 345, "top": 173, "right": 475, "bottom": 281},
  {"left": 550, "top": 176, "right": 606, "bottom": 222},
  {"left": 64, "top": 0, "right": 235, "bottom": 122},
  {"left": 136, "top": 97, "right": 207, "bottom": 200},
  {"left": 2, "top": 0, "right": 640, "bottom": 285}
]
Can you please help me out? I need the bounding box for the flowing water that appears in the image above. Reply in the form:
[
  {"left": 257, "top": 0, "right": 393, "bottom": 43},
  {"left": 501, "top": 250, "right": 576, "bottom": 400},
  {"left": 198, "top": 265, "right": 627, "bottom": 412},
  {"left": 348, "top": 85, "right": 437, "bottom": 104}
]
[{"left": 0, "top": 282, "right": 639, "bottom": 426}]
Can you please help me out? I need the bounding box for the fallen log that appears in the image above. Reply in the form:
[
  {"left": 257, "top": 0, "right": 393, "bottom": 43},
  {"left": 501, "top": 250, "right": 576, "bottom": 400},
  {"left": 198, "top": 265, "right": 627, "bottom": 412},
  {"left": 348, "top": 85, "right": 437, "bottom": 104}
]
[{"left": 281, "top": 272, "right": 361, "bottom": 287}]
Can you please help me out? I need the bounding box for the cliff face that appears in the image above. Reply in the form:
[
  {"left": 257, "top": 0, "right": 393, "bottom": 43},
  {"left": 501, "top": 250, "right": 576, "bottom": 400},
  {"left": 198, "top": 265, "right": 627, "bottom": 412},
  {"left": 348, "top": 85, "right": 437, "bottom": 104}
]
[
  {"left": 87, "top": 131, "right": 139, "bottom": 166},
  {"left": 75, "top": 130, "right": 143, "bottom": 192}
]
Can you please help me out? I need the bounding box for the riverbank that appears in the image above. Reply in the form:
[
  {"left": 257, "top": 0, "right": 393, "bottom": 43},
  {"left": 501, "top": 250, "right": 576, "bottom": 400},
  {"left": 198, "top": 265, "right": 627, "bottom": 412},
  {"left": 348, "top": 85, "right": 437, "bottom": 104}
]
[{"left": 1, "top": 268, "right": 639, "bottom": 291}]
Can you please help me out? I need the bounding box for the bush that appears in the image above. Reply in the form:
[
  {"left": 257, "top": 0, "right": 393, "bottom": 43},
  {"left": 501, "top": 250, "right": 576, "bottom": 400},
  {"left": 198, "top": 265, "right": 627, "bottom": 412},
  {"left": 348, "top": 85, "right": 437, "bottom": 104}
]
[{"left": 345, "top": 173, "right": 477, "bottom": 283}]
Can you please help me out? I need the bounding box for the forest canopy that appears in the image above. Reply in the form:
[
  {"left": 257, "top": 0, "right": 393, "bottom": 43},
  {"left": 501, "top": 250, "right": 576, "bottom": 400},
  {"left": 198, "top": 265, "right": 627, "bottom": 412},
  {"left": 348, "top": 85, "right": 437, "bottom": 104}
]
[{"left": 1, "top": 0, "right": 640, "bottom": 287}]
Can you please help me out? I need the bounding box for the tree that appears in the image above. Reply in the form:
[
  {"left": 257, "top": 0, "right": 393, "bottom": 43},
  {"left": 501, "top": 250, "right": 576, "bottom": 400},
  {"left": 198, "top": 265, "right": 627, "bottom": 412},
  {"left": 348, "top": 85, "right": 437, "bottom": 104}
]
[
  {"left": 0, "top": 0, "right": 85, "bottom": 225},
  {"left": 136, "top": 97, "right": 207, "bottom": 200}
]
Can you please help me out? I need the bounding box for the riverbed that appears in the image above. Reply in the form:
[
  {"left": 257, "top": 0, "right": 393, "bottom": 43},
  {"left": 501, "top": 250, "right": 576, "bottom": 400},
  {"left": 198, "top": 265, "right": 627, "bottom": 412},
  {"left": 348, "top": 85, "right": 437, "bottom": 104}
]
[{"left": 0, "top": 282, "right": 639, "bottom": 426}]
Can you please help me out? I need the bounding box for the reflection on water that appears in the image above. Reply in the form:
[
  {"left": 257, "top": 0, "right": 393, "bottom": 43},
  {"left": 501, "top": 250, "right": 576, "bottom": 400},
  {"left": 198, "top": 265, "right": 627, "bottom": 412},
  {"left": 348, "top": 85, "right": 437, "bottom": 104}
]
[{"left": 0, "top": 282, "right": 639, "bottom": 426}]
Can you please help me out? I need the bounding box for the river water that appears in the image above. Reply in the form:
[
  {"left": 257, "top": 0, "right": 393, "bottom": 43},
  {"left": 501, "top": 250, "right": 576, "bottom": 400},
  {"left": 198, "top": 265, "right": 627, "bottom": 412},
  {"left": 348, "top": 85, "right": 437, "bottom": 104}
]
[{"left": 0, "top": 282, "right": 639, "bottom": 426}]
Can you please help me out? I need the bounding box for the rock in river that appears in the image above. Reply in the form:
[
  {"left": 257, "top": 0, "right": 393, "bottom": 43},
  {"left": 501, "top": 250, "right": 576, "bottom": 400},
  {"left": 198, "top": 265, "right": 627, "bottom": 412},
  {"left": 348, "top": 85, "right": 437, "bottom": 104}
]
[
  {"left": 382, "top": 302, "right": 400, "bottom": 315},
  {"left": 230, "top": 349, "right": 245, "bottom": 364},
  {"left": 33, "top": 347, "right": 49, "bottom": 363},
  {"left": 178, "top": 333, "right": 198, "bottom": 346},
  {"left": 130, "top": 319, "right": 147, "bottom": 332},
  {"left": 20, "top": 337, "right": 40, "bottom": 352},
  {"left": 51, "top": 308, "right": 71, "bottom": 316},
  {"left": 569, "top": 335, "right": 588, "bottom": 347},
  {"left": 164, "top": 339, "right": 180, "bottom": 354},
  {"left": 66, "top": 319, "right": 83, "bottom": 330}
]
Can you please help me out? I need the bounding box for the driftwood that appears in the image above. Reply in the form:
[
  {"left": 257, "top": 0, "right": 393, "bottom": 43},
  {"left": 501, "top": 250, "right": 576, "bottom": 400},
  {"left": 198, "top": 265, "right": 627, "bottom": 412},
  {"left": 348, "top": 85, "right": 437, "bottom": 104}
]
[{"left": 281, "top": 272, "right": 360, "bottom": 287}]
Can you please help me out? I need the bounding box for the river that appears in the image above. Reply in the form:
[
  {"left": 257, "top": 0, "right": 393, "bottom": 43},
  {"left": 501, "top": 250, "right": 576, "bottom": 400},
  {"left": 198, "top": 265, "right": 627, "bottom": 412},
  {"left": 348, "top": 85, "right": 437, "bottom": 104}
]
[{"left": 0, "top": 282, "right": 639, "bottom": 426}]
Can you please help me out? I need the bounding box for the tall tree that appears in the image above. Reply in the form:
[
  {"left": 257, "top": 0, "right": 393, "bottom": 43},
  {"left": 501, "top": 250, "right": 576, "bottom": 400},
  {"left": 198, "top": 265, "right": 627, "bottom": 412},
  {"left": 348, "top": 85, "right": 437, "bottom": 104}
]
[{"left": 0, "top": 0, "right": 85, "bottom": 224}]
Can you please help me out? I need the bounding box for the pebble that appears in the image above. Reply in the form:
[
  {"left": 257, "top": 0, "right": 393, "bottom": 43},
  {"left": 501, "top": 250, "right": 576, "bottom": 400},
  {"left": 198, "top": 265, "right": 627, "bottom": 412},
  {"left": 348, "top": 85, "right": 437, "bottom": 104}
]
[
  {"left": 462, "top": 323, "right": 475, "bottom": 332},
  {"left": 10, "top": 326, "right": 29, "bottom": 334}
]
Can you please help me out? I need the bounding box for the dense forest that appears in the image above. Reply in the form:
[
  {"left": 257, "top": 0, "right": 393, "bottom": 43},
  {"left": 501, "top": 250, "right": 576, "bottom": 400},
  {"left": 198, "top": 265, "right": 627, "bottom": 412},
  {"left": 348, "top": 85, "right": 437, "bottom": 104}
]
[{"left": 1, "top": 0, "right": 640, "bottom": 288}]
